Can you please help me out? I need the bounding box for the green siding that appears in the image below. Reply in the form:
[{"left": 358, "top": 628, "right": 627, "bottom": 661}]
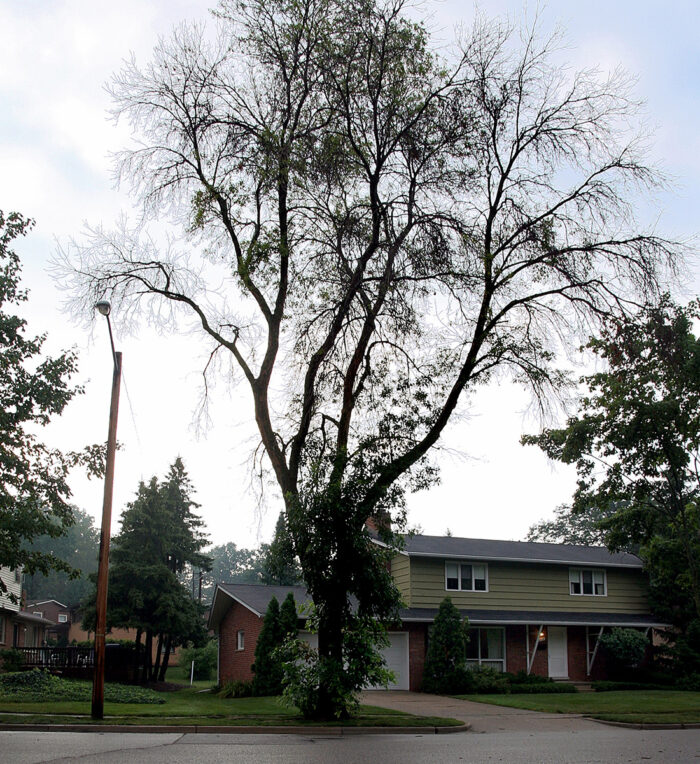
[
  {"left": 391, "top": 554, "right": 411, "bottom": 607},
  {"left": 408, "top": 557, "right": 650, "bottom": 613}
]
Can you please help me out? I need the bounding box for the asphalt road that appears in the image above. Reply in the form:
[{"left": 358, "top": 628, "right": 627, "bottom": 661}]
[{"left": 2, "top": 728, "right": 700, "bottom": 763}]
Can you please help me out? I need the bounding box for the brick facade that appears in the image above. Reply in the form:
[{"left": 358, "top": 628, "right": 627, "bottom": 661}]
[
  {"left": 406, "top": 623, "right": 427, "bottom": 691},
  {"left": 218, "top": 601, "right": 264, "bottom": 684}
]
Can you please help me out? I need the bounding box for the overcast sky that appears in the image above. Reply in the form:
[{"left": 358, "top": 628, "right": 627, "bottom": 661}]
[{"left": 1, "top": 1, "right": 698, "bottom": 550}]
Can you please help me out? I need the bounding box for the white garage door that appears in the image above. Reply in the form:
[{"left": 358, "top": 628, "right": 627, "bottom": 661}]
[{"left": 298, "top": 631, "right": 409, "bottom": 690}]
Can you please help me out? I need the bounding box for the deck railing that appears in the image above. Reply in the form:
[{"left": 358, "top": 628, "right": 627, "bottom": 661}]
[{"left": 17, "top": 646, "right": 94, "bottom": 669}]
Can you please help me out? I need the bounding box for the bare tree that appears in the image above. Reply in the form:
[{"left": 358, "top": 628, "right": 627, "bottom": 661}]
[{"left": 58, "top": 0, "right": 680, "bottom": 717}]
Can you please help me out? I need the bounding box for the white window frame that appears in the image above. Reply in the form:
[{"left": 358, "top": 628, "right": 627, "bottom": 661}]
[
  {"left": 58, "top": 614, "right": 68, "bottom": 623},
  {"left": 466, "top": 627, "right": 506, "bottom": 672},
  {"left": 236, "top": 630, "right": 245, "bottom": 651},
  {"left": 445, "top": 561, "right": 489, "bottom": 592},
  {"left": 569, "top": 568, "right": 607, "bottom": 597}
]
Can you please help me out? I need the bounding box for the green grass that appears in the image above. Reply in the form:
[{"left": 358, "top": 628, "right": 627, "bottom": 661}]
[
  {"left": 0, "top": 682, "right": 460, "bottom": 728},
  {"left": 457, "top": 690, "right": 700, "bottom": 725}
]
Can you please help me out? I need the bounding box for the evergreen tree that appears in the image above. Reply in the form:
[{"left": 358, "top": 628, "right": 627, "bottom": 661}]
[
  {"left": 422, "top": 598, "right": 468, "bottom": 693},
  {"left": 263, "top": 513, "right": 302, "bottom": 585},
  {"left": 85, "top": 459, "right": 210, "bottom": 681},
  {"left": 253, "top": 596, "right": 284, "bottom": 695},
  {"left": 280, "top": 592, "right": 299, "bottom": 638},
  {"left": 160, "top": 457, "right": 210, "bottom": 574}
]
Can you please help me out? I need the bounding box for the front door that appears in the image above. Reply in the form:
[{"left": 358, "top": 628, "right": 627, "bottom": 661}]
[{"left": 547, "top": 626, "right": 568, "bottom": 678}]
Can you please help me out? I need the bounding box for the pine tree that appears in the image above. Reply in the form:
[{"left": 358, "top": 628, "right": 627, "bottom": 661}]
[
  {"left": 84, "top": 460, "right": 210, "bottom": 681},
  {"left": 252, "top": 596, "right": 284, "bottom": 695},
  {"left": 280, "top": 592, "right": 299, "bottom": 638}
]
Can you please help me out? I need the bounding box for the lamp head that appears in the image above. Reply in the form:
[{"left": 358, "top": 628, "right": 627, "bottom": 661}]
[{"left": 95, "top": 300, "right": 111, "bottom": 317}]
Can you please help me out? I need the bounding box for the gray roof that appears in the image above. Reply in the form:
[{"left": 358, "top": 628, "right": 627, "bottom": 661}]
[
  {"left": 14, "top": 610, "right": 56, "bottom": 626},
  {"left": 208, "top": 583, "right": 310, "bottom": 630},
  {"left": 399, "top": 607, "right": 665, "bottom": 628},
  {"left": 402, "top": 535, "right": 643, "bottom": 568}
]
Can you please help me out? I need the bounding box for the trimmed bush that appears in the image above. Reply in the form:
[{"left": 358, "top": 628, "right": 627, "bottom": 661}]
[
  {"left": 509, "top": 682, "right": 577, "bottom": 694},
  {"left": 505, "top": 670, "right": 553, "bottom": 685}
]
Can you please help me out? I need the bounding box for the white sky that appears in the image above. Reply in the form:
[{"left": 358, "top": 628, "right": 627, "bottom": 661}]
[{"left": 0, "top": 1, "right": 698, "bottom": 549}]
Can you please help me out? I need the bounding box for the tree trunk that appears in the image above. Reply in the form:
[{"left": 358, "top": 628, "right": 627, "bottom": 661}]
[
  {"left": 142, "top": 630, "right": 153, "bottom": 684},
  {"left": 315, "top": 600, "right": 347, "bottom": 720},
  {"left": 152, "top": 633, "right": 163, "bottom": 682},
  {"left": 158, "top": 634, "right": 172, "bottom": 682},
  {"left": 134, "top": 628, "right": 143, "bottom": 684}
]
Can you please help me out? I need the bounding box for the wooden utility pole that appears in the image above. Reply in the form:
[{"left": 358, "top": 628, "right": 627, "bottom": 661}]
[{"left": 91, "top": 302, "right": 122, "bottom": 721}]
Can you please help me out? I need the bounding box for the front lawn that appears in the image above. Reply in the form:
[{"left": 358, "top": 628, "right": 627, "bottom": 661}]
[
  {"left": 0, "top": 674, "right": 460, "bottom": 728},
  {"left": 457, "top": 690, "right": 700, "bottom": 725}
]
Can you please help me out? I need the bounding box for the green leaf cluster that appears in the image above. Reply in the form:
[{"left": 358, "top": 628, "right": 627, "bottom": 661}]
[{"left": 0, "top": 212, "right": 92, "bottom": 593}]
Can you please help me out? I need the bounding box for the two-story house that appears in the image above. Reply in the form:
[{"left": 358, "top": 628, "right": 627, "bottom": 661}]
[
  {"left": 0, "top": 567, "right": 54, "bottom": 655},
  {"left": 208, "top": 535, "right": 665, "bottom": 690}
]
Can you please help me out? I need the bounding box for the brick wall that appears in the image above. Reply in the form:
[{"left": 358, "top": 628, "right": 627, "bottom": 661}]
[
  {"left": 218, "top": 602, "right": 263, "bottom": 684},
  {"left": 407, "top": 623, "right": 427, "bottom": 690},
  {"left": 567, "top": 626, "right": 609, "bottom": 681},
  {"left": 504, "top": 625, "right": 549, "bottom": 677}
]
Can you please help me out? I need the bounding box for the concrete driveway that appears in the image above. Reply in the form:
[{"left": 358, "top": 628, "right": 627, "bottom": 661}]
[{"left": 360, "top": 690, "right": 602, "bottom": 734}]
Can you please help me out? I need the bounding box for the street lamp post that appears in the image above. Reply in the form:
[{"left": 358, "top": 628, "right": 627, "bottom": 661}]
[{"left": 91, "top": 300, "right": 122, "bottom": 721}]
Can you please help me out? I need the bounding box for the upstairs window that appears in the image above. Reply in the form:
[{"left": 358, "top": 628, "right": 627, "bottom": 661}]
[
  {"left": 237, "top": 630, "right": 245, "bottom": 651},
  {"left": 445, "top": 562, "right": 488, "bottom": 592},
  {"left": 58, "top": 614, "right": 68, "bottom": 623},
  {"left": 569, "top": 568, "right": 606, "bottom": 596}
]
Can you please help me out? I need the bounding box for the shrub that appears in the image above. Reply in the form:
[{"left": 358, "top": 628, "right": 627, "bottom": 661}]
[
  {"left": 676, "top": 673, "right": 700, "bottom": 691},
  {"left": 278, "top": 614, "right": 392, "bottom": 719},
  {"left": 505, "top": 670, "right": 553, "bottom": 685},
  {"left": 463, "top": 665, "right": 511, "bottom": 694},
  {"left": 179, "top": 639, "right": 217, "bottom": 681},
  {"left": 422, "top": 598, "right": 469, "bottom": 694},
  {"left": 599, "top": 628, "right": 649, "bottom": 677},
  {"left": 509, "top": 682, "right": 577, "bottom": 694},
  {"left": 219, "top": 679, "right": 254, "bottom": 698},
  {"left": 0, "top": 648, "right": 23, "bottom": 673}
]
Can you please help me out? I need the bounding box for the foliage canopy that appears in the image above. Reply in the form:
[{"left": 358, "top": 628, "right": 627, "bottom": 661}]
[
  {"left": 524, "top": 299, "right": 700, "bottom": 625},
  {"left": 0, "top": 211, "right": 103, "bottom": 595}
]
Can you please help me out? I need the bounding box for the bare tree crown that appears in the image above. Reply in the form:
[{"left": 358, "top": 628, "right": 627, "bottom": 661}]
[{"left": 58, "top": 0, "right": 680, "bottom": 518}]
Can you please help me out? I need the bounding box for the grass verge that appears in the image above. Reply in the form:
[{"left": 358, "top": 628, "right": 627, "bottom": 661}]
[
  {"left": 456, "top": 690, "right": 700, "bottom": 724},
  {"left": 0, "top": 684, "right": 461, "bottom": 728}
]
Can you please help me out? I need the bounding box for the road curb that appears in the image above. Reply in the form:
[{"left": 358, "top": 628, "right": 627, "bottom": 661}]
[
  {"left": 0, "top": 722, "right": 470, "bottom": 735},
  {"left": 589, "top": 718, "right": 700, "bottom": 730}
]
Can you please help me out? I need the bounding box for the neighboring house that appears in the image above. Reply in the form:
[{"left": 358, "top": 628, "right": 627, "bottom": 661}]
[
  {"left": 209, "top": 584, "right": 308, "bottom": 685},
  {"left": 208, "top": 535, "right": 665, "bottom": 691},
  {"left": 0, "top": 567, "right": 54, "bottom": 653},
  {"left": 26, "top": 600, "right": 71, "bottom": 644}
]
